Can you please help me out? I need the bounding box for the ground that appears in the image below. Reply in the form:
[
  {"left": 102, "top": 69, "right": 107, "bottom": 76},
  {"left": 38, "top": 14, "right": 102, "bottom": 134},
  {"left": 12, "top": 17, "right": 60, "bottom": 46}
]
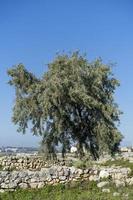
[
  {"left": 0, "top": 180, "right": 133, "bottom": 200},
  {"left": 0, "top": 152, "right": 133, "bottom": 199}
]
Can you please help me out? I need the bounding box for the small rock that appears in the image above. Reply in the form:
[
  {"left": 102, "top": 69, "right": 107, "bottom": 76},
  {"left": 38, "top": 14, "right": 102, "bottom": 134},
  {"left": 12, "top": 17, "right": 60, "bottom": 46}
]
[
  {"left": 97, "top": 181, "right": 109, "bottom": 188},
  {"left": 113, "top": 192, "right": 120, "bottom": 196},
  {"left": 1, "top": 183, "right": 9, "bottom": 189},
  {"left": 84, "top": 169, "right": 89, "bottom": 174},
  {"left": 77, "top": 169, "right": 83, "bottom": 175},
  {"left": 126, "top": 177, "right": 133, "bottom": 185},
  {"left": 8, "top": 182, "right": 17, "bottom": 189},
  {"left": 30, "top": 178, "right": 38, "bottom": 183},
  {"left": 99, "top": 170, "right": 110, "bottom": 179},
  {"left": 59, "top": 176, "right": 66, "bottom": 181},
  {"left": 19, "top": 183, "right": 28, "bottom": 189},
  {"left": 63, "top": 168, "right": 70, "bottom": 177},
  {"left": 38, "top": 182, "right": 45, "bottom": 189},
  {"left": 123, "top": 193, "right": 129, "bottom": 197},
  {"left": 69, "top": 166, "right": 76, "bottom": 174},
  {"left": 89, "top": 175, "right": 99, "bottom": 181},
  {"left": 102, "top": 188, "right": 110, "bottom": 193},
  {"left": 114, "top": 180, "right": 125, "bottom": 187},
  {"left": 29, "top": 182, "right": 38, "bottom": 188},
  {"left": 0, "top": 189, "right": 5, "bottom": 193}
]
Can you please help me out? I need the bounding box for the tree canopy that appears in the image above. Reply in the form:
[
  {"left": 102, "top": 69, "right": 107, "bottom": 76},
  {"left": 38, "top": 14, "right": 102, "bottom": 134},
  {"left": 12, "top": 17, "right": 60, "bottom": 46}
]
[{"left": 8, "top": 52, "right": 123, "bottom": 159}]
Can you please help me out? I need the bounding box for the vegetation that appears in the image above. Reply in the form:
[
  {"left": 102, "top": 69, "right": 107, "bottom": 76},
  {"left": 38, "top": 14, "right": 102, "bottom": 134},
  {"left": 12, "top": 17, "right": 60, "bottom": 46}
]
[
  {"left": 0, "top": 180, "right": 132, "bottom": 200},
  {"left": 8, "top": 52, "right": 123, "bottom": 159},
  {"left": 0, "top": 165, "right": 3, "bottom": 170},
  {"left": 102, "top": 159, "right": 133, "bottom": 177},
  {"left": 102, "top": 159, "right": 133, "bottom": 168}
]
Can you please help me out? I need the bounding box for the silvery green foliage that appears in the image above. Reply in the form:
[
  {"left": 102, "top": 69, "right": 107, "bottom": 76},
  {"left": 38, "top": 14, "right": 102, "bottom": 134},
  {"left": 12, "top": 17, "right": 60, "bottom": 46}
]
[{"left": 8, "top": 52, "right": 123, "bottom": 159}]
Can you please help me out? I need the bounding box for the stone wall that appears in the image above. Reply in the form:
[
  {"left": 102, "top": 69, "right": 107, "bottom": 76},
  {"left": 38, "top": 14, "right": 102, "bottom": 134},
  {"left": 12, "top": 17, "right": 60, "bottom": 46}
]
[
  {"left": 0, "top": 154, "right": 133, "bottom": 192},
  {"left": 0, "top": 165, "right": 133, "bottom": 192},
  {"left": 0, "top": 156, "right": 52, "bottom": 171},
  {"left": 1, "top": 152, "right": 133, "bottom": 172}
]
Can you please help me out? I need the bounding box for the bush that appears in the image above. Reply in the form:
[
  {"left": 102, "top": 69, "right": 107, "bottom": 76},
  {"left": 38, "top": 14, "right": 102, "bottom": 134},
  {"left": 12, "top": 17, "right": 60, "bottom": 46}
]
[{"left": 73, "top": 159, "right": 92, "bottom": 169}]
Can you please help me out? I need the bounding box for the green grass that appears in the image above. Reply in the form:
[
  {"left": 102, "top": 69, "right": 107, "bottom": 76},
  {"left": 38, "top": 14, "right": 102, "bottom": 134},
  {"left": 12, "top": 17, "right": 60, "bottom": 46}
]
[
  {"left": 70, "top": 157, "right": 93, "bottom": 169},
  {"left": 102, "top": 159, "right": 133, "bottom": 168},
  {"left": 0, "top": 180, "right": 133, "bottom": 200},
  {"left": 101, "top": 159, "right": 133, "bottom": 177}
]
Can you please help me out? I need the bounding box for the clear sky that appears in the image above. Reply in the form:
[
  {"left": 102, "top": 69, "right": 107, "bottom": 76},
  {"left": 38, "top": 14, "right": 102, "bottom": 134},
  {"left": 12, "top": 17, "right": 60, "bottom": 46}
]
[{"left": 0, "top": 0, "right": 133, "bottom": 147}]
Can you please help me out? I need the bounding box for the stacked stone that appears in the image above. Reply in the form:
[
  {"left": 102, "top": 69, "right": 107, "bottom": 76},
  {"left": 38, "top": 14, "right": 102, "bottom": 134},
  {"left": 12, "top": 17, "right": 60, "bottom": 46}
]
[
  {"left": 0, "top": 165, "right": 133, "bottom": 192},
  {"left": 0, "top": 156, "right": 46, "bottom": 171},
  {"left": 0, "top": 166, "right": 88, "bottom": 191}
]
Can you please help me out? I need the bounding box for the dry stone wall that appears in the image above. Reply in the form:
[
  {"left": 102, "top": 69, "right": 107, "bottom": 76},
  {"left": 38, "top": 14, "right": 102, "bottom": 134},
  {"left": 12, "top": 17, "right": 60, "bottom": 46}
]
[
  {"left": 0, "top": 165, "right": 133, "bottom": 192},
  {"left": 0, "top": 155, "right": 133, "bottom": 192},
  {"left": 0, "top": 156, "right": 56, "bottom": 171}
]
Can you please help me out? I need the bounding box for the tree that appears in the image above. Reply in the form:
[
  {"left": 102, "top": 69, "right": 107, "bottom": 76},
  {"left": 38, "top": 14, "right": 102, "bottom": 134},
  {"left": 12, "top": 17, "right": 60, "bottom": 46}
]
[{"left": 8, "top": 52, "right": 123, "bottom": 159}]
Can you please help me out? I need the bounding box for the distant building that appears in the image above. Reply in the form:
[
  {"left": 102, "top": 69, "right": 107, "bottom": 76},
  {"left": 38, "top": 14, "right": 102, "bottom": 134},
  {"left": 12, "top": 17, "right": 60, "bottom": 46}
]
[
  {"left": 5, "top": 147, "right": 18, "bottom": 153},
  {"left": 120, "top": 147, "right": 132, "bottom": 152},
  {"left": 0, "top": 146, "right": 38, "bottom": 154},
  {"left": 70, "top": 146, "right": 77, "bottom": 153}
]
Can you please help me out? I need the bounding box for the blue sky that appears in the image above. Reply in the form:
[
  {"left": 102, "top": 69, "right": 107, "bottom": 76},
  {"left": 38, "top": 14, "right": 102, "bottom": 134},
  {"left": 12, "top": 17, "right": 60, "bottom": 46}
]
[{"left": 0, "top": 0, "right": 133, "bottom": 147}]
